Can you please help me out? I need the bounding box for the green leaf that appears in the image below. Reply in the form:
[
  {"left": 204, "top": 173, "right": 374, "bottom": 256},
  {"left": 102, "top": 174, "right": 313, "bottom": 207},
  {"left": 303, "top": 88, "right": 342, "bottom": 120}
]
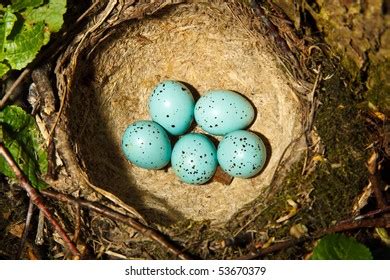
[
  {"left": 4, "top": 21, "right": 47, "bottom": 70},
  {"left": 0, "top": 9, "right": 17, "bottom": 61},
  {"left": 11, "top": 0, "right": 44, "bottom": 12},
  {"left": 0, "top": 105, "right": 48, "bottom": 190},
  {"left": 23, "top": 0, "right": 66, "bottom": 32},
  {"left": 311, "top": 234, "right": 373, "bottom": 260},
  {"left": 0, "top": 0, "right": 66, "bottom": 77}
]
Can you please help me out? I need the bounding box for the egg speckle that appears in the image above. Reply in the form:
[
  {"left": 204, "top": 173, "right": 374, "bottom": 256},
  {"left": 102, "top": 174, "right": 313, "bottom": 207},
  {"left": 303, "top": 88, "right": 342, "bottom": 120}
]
[
  {"left": 122, "top": 120, "right": 171, "bottom": 169},
  {"left": 149, "top": 80, "right": 195, "bottom": 135},
  {"left": 171, "top": 133, "right": 218, "bottom": 184},
  {"left": 217, "top": 130, "right": 266, "bottom": 178},
  {"left": 194, "top": 90, "right": 255, "bottom": 135}
]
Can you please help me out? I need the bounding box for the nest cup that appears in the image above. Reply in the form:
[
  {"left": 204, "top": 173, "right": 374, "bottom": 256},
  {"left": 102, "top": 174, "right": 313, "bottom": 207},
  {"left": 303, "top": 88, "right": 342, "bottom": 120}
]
[{"left": 56, "top": 0, "right": 307, "bottom": 225}]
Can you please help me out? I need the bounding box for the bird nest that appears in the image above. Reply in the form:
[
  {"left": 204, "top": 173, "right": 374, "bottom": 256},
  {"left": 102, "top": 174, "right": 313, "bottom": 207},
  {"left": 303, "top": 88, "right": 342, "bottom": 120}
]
[{"left": 51, "top": 0, "right": 324, "bottom": 258}]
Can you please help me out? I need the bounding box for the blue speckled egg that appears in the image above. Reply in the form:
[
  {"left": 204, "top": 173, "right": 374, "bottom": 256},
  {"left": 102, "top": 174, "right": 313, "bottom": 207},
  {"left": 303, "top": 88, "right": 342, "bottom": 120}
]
[
  {"left": 171, "top": 133, "right": 218, "bottom": 184},
  {"left": 122, "top": 120, "right": 171, "bottom": 169},
  {"left": 217, "top": 130, "right": 266, "bottom": 178},
  {"left": 194, "top": 90, "right": 255, "bottom": 136},
  {"left": 149, "top": 80, "right": 195, "bottom": 136}
]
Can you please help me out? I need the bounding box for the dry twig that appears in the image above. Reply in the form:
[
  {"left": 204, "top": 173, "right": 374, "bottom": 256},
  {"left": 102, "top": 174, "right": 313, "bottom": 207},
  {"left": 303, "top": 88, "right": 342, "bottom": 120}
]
[
  {"left": 40, "top": 189, "right": 192, "bottom": 260},
  {"left": 16, "top": 199, "right": 34, "bottom": 259},
  {"left": 73, "top": 203, "right": 81, "bottom": 243},
  {"left": 367, "top": 152, "right": 387, "bottom": 210},
  {"left": 237, "top": 238, "right": 307, "bottom": 260},
  {"left": 238, "top": 215, "right": 390, "bottom": 260},
  {"left": 0, "top": 143, "right": 80, "bottom": 257},
  {"left": 35, "top": 210, "right": 45, "bottom": 245},
  {"left": 0, "top": 69, "right": 31, "bottom": 109}
]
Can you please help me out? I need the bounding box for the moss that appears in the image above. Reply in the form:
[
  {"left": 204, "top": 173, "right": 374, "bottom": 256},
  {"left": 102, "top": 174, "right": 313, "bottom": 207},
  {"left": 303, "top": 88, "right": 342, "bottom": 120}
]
[
  {"left": 366, "top": 60, "right": 390, "bottom": 115},
  {"left": 310, "top": 62, "right": 369, "bottom": 221},
  {"left": 274, "top": 63, "right": 369, "bottom": 258},
  {"left": 221, "top": 61, "right": 369, "bottom": 259}
]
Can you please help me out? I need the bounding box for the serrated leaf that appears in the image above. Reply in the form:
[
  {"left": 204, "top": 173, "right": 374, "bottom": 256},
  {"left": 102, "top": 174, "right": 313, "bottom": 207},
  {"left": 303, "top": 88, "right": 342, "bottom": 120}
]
[
  {"left": 4, "top": 21, "right": 47, "bottom": 70},
  {"left": 0, "top": 125, "right": 47, "bottom": 190},
  {"left": 0, "top": 105, "right": 48, "bottom": 175},
  {"left": 22, "top": 0, "right": 66, "bottom": 32},
  {"left": 0, "top": 106, "right": 48, "bottom": 190},
  {"left": 0, "top": 9, "right": 17, "bottom": 60},
  {"left": 11, "top": 0, "right": 44, "bottom": 12},
  {"left": 311, "top": 234, "right": 373, "bottom": 260},
  {"left": 0, "top": 0, "right": 66, "bottom": 77}
]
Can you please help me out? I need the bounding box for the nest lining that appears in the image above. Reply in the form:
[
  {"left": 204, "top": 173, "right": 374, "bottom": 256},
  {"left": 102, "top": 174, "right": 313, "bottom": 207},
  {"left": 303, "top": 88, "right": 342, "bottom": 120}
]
[{"left": 65, "top": 1, "right": 305, "bottom": 224}]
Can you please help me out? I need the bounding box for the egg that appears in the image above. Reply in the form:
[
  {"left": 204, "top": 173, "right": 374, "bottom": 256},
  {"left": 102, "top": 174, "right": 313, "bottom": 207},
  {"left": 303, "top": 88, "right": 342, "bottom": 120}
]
[
  {"left": 171, "top": 133, "right": 218, "bottom": 184},
  {"left": 217, "top": 130, "right": 266, "bottom": 178},
  {"left": 149, "top": 80, "right": 195, "bottom": 136},
  {"left": 194, "top": 90, "right": 255, "bottom": 135},
  {"left": 122, "top": 120, "right": 171, "bottom": 169}
]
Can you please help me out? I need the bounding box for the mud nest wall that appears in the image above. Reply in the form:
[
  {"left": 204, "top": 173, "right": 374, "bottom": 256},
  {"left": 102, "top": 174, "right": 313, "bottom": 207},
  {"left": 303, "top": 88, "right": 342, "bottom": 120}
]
[{"left": 55, "top": 0, "right": 310, "bottom": 225}]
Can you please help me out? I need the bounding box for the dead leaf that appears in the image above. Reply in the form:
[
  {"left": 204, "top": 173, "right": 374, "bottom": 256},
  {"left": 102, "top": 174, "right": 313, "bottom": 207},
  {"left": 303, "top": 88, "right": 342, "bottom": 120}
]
[
  {"left": 7, "top": 223, "right": 25, "bottom": 238},
  {"left": 261, "top": 237, "right": 275, "bottom": 249},
  {"left": 367, "top": 152, "right": 378, "bottom": 175},
  {"left": 375, "top": 228, "right": 390, "bottom": 246},
  {"left": 289, "top": 223, "right": 308, "bottom": 239},
  {"left": 276, "top": 199, "right": 299, "bottom": 223},
  {"left": 352, "top": 182, "right": 373, "bottom": 215}
]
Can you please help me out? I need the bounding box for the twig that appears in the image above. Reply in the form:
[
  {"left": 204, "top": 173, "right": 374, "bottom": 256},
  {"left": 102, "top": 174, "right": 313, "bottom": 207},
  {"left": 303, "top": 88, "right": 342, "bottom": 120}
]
[
  {"left": 35, "top": 210, "right": 45, "bottom": 245},
  {"left": 73, "top": 203, "right": 81, "bottom": 243},
  {"left": 370, "top": 173, "right": 387, "bottom": 210},
  {"left": 238, "top": 215, "right": 390, "bottom": 260},
  {"left": 302, "top": 66, "right": 322, "bottom": 175},
  {"left": 237, "top": 238, "right": 308, "bottom": 260},
  {"left": 105, "top": 250, "right": 128, "bottom": 260},
  {"left": 16, "top": 199, "right": 34, "bottom": 259},
  {"left": 0, "top": 69, "right": 31, "bottom": 109},
  {"left": 318, "top": 217, "right": 390, "bottom": 235},
  {"left": 0, "top": 143, "right": 80, "bottom": 257},
  {"left": 367, "top": 152, "right": 387, "bottom": 209},
  {"left": 337, "top": 206, "right": 390, "bottom": 225},
  {"left": 40, "top": 189, "right": 192, "bottom": 260}
]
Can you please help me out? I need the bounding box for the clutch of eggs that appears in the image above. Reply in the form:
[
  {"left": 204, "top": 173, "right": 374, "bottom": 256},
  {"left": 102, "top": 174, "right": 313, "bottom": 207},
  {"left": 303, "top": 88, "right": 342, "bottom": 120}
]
[{"left": 121, "top": 80, "right": 267, "bottom": 184}]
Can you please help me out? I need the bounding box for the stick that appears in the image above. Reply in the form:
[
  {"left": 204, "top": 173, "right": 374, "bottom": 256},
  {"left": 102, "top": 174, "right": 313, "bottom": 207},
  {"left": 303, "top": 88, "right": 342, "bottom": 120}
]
[
  {"left": 0, "top": 143, "right": 80, "bottom": 257},
  {"left": 370, "top": 173, "right": 386, "bottom": 210},
  {"left": 16, "top": 199, "right": 35, "bottom": 259},
  {"left": 237, "top": 238, "right": 308, "bottom": 260},
  {"left": 40, "top": 189, "right": 192, "bottom": 260},
  {"left": 35, "top": 210, "right": 45, "bottom": 245},
  {"left": 0, "top": 69, "right": 31, "bottom": 109},
  {"left": 367, "top": 152, "right": 387, "bottom": 209},
  {"left": 73, "top": 203, "right": 81, "bottom": 243},
  {"left": 318, "top": 217, "right": 390, "bottom": 235},
  {"left": 336, "top": 206, "right": 390, "bottom": 226},
  {"left": 238, "top": 215, "right": 390, "bottom": 260}
]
